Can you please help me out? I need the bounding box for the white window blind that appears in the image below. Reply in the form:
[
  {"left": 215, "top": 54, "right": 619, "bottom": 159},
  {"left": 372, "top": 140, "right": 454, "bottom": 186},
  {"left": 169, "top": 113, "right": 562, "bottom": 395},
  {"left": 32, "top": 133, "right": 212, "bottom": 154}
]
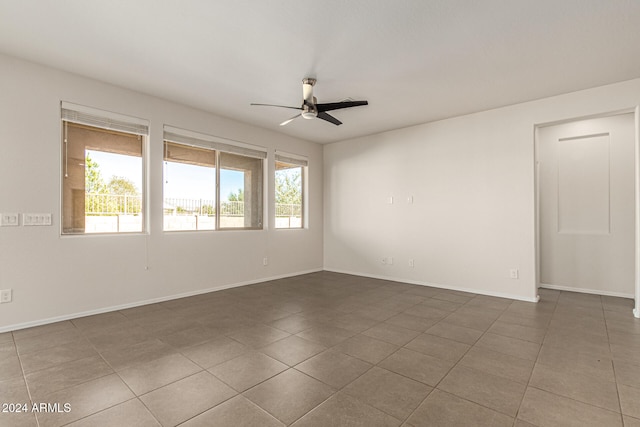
[
  {"left": 61, "top": 101, "right": 149, "bottom": 136},
  {"left": 275, "top": 152, "right": 308, "bottom": 167},
  {"left": 164, "top": 126, "right": 267, "bottom": 159}
]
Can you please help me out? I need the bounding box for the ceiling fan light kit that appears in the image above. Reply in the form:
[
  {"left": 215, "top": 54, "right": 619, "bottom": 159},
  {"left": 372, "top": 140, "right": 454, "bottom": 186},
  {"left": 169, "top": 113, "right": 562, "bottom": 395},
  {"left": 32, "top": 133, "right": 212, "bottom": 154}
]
[{"left": 251, "top": 78, "right": 368, "bottom": 126}]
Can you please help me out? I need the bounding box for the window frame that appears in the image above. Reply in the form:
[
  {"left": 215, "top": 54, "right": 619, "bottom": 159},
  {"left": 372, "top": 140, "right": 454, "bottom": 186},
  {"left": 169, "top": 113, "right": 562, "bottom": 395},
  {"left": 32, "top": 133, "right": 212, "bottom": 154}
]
[
  {"left": 162, "top": 126, "right": 267, "bottom": 232},
  {"left": 60, "top": 102, "right": 149, "bottom": 236},
  {"left": 274, "top": 152, "right": 308, "bottom": 230}
]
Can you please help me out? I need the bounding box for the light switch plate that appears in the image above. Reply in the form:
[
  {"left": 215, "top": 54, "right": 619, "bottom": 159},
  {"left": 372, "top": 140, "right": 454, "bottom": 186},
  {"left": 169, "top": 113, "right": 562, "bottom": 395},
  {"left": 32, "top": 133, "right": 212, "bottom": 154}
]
[
  {"left": 0, "top": 213, "right": 19, "bottom": 226},
  {"left": 23, "top": 213, "right": 52, "bottom": 226}
]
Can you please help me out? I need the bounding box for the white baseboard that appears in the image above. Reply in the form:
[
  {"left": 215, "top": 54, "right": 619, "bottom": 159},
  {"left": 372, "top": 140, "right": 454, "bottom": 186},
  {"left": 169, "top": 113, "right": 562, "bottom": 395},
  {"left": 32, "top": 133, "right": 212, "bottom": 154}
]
[
  {"left": 0, "top": 268, "right": 322, "bottom": 334},
  {"left": 539, "top": 283, "right": 635, "bottom": 299},
  {"left": 324, "top": 268, "right": 540, "bottom": 303}
]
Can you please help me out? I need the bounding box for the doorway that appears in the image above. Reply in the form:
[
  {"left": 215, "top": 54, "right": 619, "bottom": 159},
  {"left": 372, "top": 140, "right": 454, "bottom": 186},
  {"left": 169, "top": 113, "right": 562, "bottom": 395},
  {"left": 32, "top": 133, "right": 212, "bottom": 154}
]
[{"left": 535, "top": 112, "right": 637, "bottom": 314}]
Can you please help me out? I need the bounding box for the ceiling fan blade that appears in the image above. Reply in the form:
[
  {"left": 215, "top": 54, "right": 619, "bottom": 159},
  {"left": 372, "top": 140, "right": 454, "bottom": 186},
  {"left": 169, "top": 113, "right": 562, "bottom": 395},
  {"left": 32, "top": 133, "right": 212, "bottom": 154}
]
[
  {"left": 316, "top": 100, "right": 368, "bottom": 113},
  {"left": 317, "top": 112, "right": 342, "bottom": 126},
  {"left": 279, "top": 114, "right": 301, "bottom": 126},
  {"left": 251, "top": 103, "right": 302, "bottom": 110}
]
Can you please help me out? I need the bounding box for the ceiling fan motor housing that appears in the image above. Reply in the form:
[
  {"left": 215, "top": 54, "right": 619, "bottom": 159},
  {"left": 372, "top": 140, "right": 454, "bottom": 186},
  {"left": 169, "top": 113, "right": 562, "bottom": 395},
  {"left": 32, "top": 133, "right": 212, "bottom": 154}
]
[{"left": 302, "top": 95, "right": 318, "bottom": 119}]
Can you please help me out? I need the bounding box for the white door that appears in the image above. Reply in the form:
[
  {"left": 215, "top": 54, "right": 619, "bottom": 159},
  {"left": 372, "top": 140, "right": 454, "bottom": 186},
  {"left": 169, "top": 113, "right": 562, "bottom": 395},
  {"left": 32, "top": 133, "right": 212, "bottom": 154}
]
[{"left": 537, "top": 113, "right": 635, "bottom": 296}]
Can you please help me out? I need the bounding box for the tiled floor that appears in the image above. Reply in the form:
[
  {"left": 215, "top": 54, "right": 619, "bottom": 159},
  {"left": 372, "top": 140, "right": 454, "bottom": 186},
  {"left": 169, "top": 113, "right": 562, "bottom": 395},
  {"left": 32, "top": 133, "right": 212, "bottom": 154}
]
[{"left": 1, "top": 271, "right": 640, "bottom": 426}]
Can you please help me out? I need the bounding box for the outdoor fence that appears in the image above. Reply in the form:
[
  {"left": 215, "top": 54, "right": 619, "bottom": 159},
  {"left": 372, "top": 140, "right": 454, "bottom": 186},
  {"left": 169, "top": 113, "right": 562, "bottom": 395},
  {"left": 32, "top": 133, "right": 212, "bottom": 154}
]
[{"left": 84, "top": 193, "right": 301, "bottom": 231}]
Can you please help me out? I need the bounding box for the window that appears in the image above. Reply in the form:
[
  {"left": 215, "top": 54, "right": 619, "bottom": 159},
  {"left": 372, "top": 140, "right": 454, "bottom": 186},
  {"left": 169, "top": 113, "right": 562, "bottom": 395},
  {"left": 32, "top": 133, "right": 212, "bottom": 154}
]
[
  {"left": 275, "top": 153, "right": 307, "bottom": 229},
  {"left": 163, "top": 142, "right": 216, "bottom": 231},
  {"left": 163, "top": 127, "right": 266, "bottom": 231},
  {"left": 219, "top": 151, "right": 263, "bottom": 229},
  {"left": 61, "top": 103, "right": 147, "bottom": 234}
]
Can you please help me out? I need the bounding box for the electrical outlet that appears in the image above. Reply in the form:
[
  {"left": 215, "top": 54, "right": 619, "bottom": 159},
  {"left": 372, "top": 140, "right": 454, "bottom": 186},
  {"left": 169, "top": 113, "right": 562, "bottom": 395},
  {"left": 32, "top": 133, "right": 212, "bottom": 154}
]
[
  {"left": 263, "top": 257, "right": 268, "bottom": 266},
  {"left": 0, "top": 213, "right": 19, "bottom": 226},
  {"left": 0, "top": 289, "right": 12, "bottom": 303},
  {"left": 407, "top": 196, "right": 414, "bottom": 204},
  {"left": 509, "top": 269, "right": 519, "bottom": 279},
  {"left": 408, "top": 259, "right": 415, "bottom": 268}
]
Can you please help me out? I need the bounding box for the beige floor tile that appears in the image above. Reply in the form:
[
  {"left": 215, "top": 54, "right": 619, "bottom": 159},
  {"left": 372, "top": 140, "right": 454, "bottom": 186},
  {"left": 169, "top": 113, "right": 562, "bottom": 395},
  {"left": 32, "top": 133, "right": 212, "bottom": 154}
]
[
  {"left": 7, "top": 275, "right": 640, "bottom": 426},
  {"left": 378, "top": 347, "right": 454, "bottom": 386},
  {"left": 268, "top": 314, "right": 316, "bottom": 334},
  {"left": 413, "top": 298, "right": 462, "bottom": 313},
  {"left": 291, "top": 392, "right": 400, "bottom": 426},
  {"left": 544, "top": 328, "right": 611, "bottom": 358},
  {"left": 0, "top": 410, "right": 38, "bottom": 427},
  {"left": 71, "top": 311, "right": 131, "bottom": 332},
  {"left": 405, "top": 333, "right": 471, "bottom": 362},
  {"left": 361, "top": 322, "right": 420, "bottom": 346},
  {"left": 0, "top": 376, "right": 30, "bottom": 402},
  {"left": 11, "top": 321, "right": 76, "bottom": 340},
  {"left": 226, "top": 325, "right": 290, "bottom": 349},
  {"left": 466, "top": 295, "right": 512, "bottom": 310},
  {"left": 181, "top": 336, "right": 249, "bottom": 369},
  {"left": 19, "top": 339, "right": 99, "bottom": 374},
  {"left": 529, "top": 362, "right": 620, "bottom": 411},
  {"left": 295, "top": 325, "right": 356, "bottom": 347},
  {"left": 607, "top": 318, "right": 640, "bottom": 336},
  {"left": 407, "top": 389, "right": 513, "bottom": 427},
  {"left": 65, "top": 398, "right": 160, "bottom": 426},
  {"left": 86, "top": 326, "right": 152, "bottom": 353},
  {"left": 537, "top": 344, "right": 615, "bottom": 383},
  {"left": 332, "top": 334, "right": 398, "bottom": 364},
  {"left": 614, "top": 360, "right": 640, "bottom": 388},
  {"left": 180, "top": 395, "right": 284, "bottom": 426},
  {"left": 35, "top": 374, "right": 135, "bottom": 427},
  {"left": 243, "top": 369, "right": 333, "bottom": 425},
  {"left": 140, "top": 371, "right": 236, "bottom": 427},
  {"left": 425, "top": 321, "right": 484, "bottom": 345},
  {"left": 624, "top": 415, "right": 640, "bottom": 427},
  {"left": 441, "top": 311, "right": 497, "bottom": 331},
  {"left": 487, "top": 321, "right": 546, "bottom": 344},
  {"left": 0, "top": 377, "right": 38, "bottom": 427},
  {"left": 328, "top": 313, "right": 379, "bottom": 333},
  {"left": 14, "top": 328, "right": 85, "bottom": 355},
  {"left": 118, "top": 353, "right": 202, "bottom": 395},
  {"left": 497, "top": 312, "right": 552, "bottom": 330},
  {"left": 259, "top": 335, "right": 326, "bottom": 366},
  {"left": 459, "top": 346, "right": 534, "bottom": 384},
  {"left": 100, "top": 338, "right": 176, "bottom": 371},
  {"left": 437, "top": 365, "right": 526, "bottom": 417},
  {"left": 475, "top": 332, "right": 540, "bottom": 361},
  {"left": 403, "top": 303, "right": 456, "bottom": 320},
  {"left": 26, "top": 355, "right": 113, "bottom": 400},
  {"left": 209, "top": 351, "right": 287, "bottom": 392},
  {"left": 611, "top": 342, "right": 640, "bottom": 366},
  {"left": 383, "top": 313, "right": 440, "bottom": 332},
  {"left": 342, "top": 367, "right": 431, "bottom": 420},
  {"left": 296, "top": 350, "right": 371, "bottom": 389},
  {"left": 432, "top": 292, "right": 473, "bottom": 304},
  {"left": 0, "top": 351, "right": 23, "bottom": 381},
  {"left": 158, "top": 326, "right": 221, "bottom": 349},
  {"left": 518, "top": 387, "right": 623, "bottom": 427},
  {"left": 619, "top": 384, "right": 640, "bottom": 419}
]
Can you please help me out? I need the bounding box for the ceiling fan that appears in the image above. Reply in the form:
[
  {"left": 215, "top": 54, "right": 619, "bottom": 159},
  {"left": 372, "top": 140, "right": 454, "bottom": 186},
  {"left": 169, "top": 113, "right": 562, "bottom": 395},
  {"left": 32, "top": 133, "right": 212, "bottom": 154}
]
[{"left": 251, "top": 78, "right": 368, "bottom": 126}]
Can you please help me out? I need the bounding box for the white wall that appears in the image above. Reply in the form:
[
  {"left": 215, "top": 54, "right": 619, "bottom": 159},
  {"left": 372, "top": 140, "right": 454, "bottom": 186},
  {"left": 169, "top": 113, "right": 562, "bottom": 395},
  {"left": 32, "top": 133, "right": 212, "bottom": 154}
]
[
  {"left": 324, "top": 78, "right": 640, "bottom": 302},
  {"left": 0, "top": 54, "right": 323, "bottom": 331}
]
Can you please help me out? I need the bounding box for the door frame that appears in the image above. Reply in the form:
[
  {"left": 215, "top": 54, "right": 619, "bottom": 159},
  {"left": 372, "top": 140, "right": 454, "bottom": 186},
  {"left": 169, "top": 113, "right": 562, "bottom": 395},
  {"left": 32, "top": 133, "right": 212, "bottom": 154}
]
[{"left": 533, "top": 107, "right": 640, "bottom": 318}]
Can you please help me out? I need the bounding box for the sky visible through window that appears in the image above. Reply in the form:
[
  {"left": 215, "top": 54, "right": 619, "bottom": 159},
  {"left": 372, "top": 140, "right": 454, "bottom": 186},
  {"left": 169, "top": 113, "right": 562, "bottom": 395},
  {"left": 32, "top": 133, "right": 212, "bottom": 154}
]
[{"left": 88, "top": 150, "right": 245, "bottom": 201}]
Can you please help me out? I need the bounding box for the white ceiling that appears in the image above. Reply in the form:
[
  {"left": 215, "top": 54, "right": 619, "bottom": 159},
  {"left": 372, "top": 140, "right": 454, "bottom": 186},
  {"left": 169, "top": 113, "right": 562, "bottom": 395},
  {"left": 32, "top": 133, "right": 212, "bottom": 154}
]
[{"left": 1, "top": 1, "right": 640, "bottom": 144}]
